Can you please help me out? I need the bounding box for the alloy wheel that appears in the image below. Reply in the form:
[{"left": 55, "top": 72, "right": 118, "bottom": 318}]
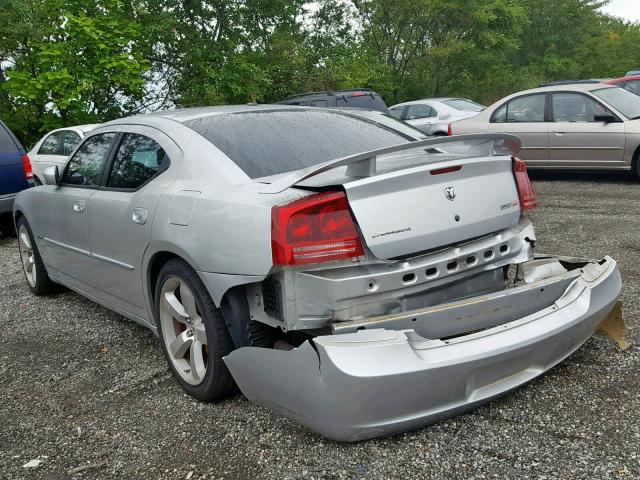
[
  {"left": 18, "top": 224, "right": 36, "bottom": 288},
  {"left": 159, "top": 277, "right": 208, "bottom": 385}
]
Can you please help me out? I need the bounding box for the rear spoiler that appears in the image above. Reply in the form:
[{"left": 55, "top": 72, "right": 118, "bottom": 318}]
[{"left": 258, "top": 134, "right": 521, "bottom": 194}]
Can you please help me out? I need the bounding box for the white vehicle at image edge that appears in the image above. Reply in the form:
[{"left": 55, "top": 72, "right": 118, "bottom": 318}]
[
  {"left": 389, "top": 98, "right": 484, "bottom": 136},
  {"left": 28, "top": 124, "right": 99, "bottom": 184},
  {"left": 12, "top": 106, "right": 622, "bottom": 441}
]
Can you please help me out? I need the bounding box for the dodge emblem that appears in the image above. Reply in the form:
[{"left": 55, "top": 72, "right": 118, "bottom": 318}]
[{"left": 444, "top": 186, "right": 456, "bottom": 201}]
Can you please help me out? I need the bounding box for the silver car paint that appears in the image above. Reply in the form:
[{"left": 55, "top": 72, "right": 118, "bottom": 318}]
[
  {"left": 452, "top": 84, "right": 640, "bottom": 170},
  {"left": 226, "top": 255, "right": 621, "bottom": 442},
  {"left": 389, "top": 99, "right": 482, "bottom": 136},
  {"left": 13, "top": 105, "right": 622, "bottom": 441}
]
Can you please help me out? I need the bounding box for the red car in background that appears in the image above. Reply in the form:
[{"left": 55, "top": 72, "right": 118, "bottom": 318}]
[{"left": 603, "top": 75, "right": 640, "bottom": 96}]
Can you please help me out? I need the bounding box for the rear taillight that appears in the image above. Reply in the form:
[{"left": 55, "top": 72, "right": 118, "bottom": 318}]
[
  {"left": 271, "top": 191, "right": 364, "bottom": 266},
  {"left": 512, "top": 157, "right": 537, "bottom": 211},
  {"left": 21, "top": 154, "right": 33, "bottom": 180},
  {"left": 447, "top": 123, "right": 453, "bottom": 136}
]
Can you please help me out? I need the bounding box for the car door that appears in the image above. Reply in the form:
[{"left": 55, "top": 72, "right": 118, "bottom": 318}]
[
  {"left": 86, "top": 128, "right": 180, "bottom": 320},
  {"left": 404, "top": 104, "right": 439, "bottom": 135},
  {"left": 38, "top": 132, "right": 117, "bottom": 287},
  {"left": 487, "top": 93, "right": 550, "bottom": 166},
  {"left": 548, "top": 92, "right": 625, "bottom": 168}
]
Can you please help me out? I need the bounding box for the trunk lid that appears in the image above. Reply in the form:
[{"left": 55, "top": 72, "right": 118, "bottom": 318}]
[{"left": 343, "top": 156, "right": 521, "bottom": 259}]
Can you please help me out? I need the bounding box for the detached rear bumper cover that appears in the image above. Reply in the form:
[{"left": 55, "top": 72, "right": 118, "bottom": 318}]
[{"left": 224, "top": 256, "right": 621, "bottom": 442}]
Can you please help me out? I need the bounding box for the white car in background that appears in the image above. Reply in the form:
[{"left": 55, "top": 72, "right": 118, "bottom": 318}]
[
  {"left": 389, "top": 98, "right": 484, "bottom": 136},
  {"left": 29, "top": 124, "right": 99, "bottom": 184}
]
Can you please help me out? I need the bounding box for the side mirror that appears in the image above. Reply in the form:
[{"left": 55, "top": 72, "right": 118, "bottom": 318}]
[
  {"left": 43, "top": 165, "right": 60, "bottom": 186},
  {"left": 594, "top": 114, "right": 620, "bottom": 123}
]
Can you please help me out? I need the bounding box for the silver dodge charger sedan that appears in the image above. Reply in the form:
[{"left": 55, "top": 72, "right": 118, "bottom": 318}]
[{"left": 13, "top": 105, "right": 621, "bottom": 441}]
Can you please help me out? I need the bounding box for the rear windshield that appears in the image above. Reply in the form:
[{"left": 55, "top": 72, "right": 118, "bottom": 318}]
[
  {"left": 442, "top": 99, "right": 484, "bottom": 112},
  {"left": 184, "top": 109, "right": 410, "bottom": 178},
  {"left": 0, "top": 122, "right": 19, "bottom": 151},
  {"left": 335, "top": 93, "right": 388, "bottom": 112}
]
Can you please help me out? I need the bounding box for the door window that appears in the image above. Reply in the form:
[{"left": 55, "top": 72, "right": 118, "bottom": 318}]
[
  {"left": 493, "top": 94, "right": 546, "bottom": 123},
  {"left": 552, "top": 93, "right": 611, "bottom": 122},
  {"left": 62, "top": 131, "right": 82, "bottom": 155},
  {"left": 106, "top": 133, "right": 167, "bottom": 189},
  {"left": 407, "top": 104, "right": 436, "bottom": 120},
  {"left": 61, "top": 133, "right": 116, "bottom": 186},
  {"left": 624, "top": 80, "right": 640, "bottom": 96},
  {"left": 38, "top": 131, "right": 66, "bottom": 155}
]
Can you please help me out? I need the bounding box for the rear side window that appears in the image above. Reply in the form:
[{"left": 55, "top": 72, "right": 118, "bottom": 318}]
[
  {"left": 185, "top": 110, "right": 410, "bottom": 179},
  {"left": 0, "top": 123, "right": 18, "bottom": 151},
  {"left": 61, "top": 133, "right": 116, "bottom": 186},
  {"left": 38, "top": 131, "right": 66, "bottom": 155},
  {"left": 624, "top": 81, "right": 640, "bottom": 96},
  {"left": 106, "top": 133, "right": 167, "bottom": 189},
  {"left": 493, "top": 94, "right": 546, "bottom": 123},
  {"left": 388, "top": 107, "right": 404, "bottom": 120}
]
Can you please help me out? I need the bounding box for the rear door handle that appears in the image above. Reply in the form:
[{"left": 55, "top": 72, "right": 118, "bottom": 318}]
[
  {"left": 132, "top": 207, "right": 148, "bottom": 225},
  {"left": 554, "top": 131, "right": 565, "bottom": 136},
  {"left": 73, "top": 200, "right": 85, "bottom": 213}
]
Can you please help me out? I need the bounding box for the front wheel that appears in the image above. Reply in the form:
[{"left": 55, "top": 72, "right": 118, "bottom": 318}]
[{"left": 155, "top": 259, "right": 235, "bottom": 401}]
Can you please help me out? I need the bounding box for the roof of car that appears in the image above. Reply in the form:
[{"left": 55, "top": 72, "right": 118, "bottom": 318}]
[
  {"left": 604, "top": 75, "right": 640, "bottom": 84},
  {"left": 506, "top": 83, "right": 618, "bottom": 96},
  {"left": 115, "top": 104, "right": 342, "bottom": 124},
  {"left": 390, "top": 98, "right": 462, "bottom": 108},
  {"left": 281, "top": 89, "right": 377, "bottom": 100}
]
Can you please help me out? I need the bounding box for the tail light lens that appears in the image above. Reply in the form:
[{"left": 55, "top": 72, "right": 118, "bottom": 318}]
[
  {"left": 447, "top": 123, "right": 453, "bottom": 136},
  {"left": 271, "top": 191, "right": 364, "bottom": 266},
  {"left": 512, "top": 157, "right": 537, "bottom": 211},
  {"left": 21, "top": 154, "right": 33, "bottom": 180}
]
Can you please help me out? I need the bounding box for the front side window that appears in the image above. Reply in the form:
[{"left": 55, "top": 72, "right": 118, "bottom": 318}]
[
  {"left": 106, "top": 133, "right": 167, "bottom": 189},
  {"left": 38, "top": 132, "right": 66, "bottom": 155},
  {"left": 493, "top": 94, "right": 546, "bottom": 123},
  {"left": 552, "top": 93, "right": 612, "bottom": 122},
  {"left": 61, "top": 133, "right": 116, "bottom": 186},
  {"left": 407, "top": 104, "right": 436, "bottom": 119},
  {"left": 62, "top": 131, "right": 81, "bottom": 156}
]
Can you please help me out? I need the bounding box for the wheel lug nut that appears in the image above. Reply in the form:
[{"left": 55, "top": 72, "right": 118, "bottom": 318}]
[{"left": 186, "top": 330, "right": 194, "bottom": 338}]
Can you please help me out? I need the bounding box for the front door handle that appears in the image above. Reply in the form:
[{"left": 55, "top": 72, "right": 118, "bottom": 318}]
[
  {"left": 73, "top": 200, "right": 85, "bottom": 213},
  {"left": 554, "top": 131, "right": 565, "bottom": 136},
  {"left": 132, "top": 207, "right": 148, "bottom": 225}
]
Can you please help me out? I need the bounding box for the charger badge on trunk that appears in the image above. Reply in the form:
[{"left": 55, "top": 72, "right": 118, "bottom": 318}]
[{"left": 444, "top": 186, "right": 456, "bottom": 201}]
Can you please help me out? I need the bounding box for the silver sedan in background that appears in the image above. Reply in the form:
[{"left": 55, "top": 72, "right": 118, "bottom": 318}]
[
  {"left": 450, "top": 84, "right": 640, "bottom": 176},
  {"left": 12, "top": 105, "right": 621, "bottom": 441},
  {"left": 389, "top": 98, "right": 484, "bottom": 136}
]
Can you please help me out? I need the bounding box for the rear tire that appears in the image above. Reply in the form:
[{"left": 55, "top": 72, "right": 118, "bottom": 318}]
[
  {"left": 155, "top": 258, "right": 235, "bottom": 401},
  {"left": 17, "top": 217, "right": 59, "bottom": 295}
]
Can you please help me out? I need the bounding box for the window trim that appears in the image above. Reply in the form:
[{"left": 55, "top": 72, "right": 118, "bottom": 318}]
[
  {"left": 59, "top": 132, "right": 120, "bottom": 189},
  {"left": 490, "top": 93, "right": 549, "bottom": 123},
  {"left": 99, "top": 132, "right": 171, "bottom": 193},
  {"left": 549, "top": 90, "right": 622, "bottom": 123}
]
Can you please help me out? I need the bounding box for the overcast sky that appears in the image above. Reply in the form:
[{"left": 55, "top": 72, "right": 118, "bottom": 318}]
[{"left": 601, "top": 0, "right": 640, "bottom": 22}]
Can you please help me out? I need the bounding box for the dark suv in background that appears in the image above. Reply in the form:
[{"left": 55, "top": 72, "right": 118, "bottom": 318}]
[
  {"left": 278, "top": 88, "right": 389, "bottom": 113},
  {"left": 0, "top": 120, "right": 33, "bottom": 236}
]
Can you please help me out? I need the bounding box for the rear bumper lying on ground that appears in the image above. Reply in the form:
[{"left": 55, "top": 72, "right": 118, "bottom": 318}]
[{"left": 225, "top": 256, "right": 622, "bottom": 442}]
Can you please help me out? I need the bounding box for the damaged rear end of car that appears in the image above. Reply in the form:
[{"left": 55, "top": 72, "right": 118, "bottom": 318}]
[{"left": 223, "top": 135, "right": 622, "bottom": 442}]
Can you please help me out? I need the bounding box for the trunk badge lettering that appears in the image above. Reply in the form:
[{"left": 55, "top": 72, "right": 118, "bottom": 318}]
[{"left": 444, "top": 186, "right": 456, "bottom": 201}]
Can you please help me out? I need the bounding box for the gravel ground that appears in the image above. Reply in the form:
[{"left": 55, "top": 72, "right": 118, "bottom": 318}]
[{"left": 1, "top": 172, "right": 639, "bottom": 480}]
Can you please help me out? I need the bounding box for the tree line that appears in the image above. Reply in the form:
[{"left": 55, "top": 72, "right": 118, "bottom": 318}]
[{"left": 1, "top": 0, "right": 639, "bottom": 146}]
